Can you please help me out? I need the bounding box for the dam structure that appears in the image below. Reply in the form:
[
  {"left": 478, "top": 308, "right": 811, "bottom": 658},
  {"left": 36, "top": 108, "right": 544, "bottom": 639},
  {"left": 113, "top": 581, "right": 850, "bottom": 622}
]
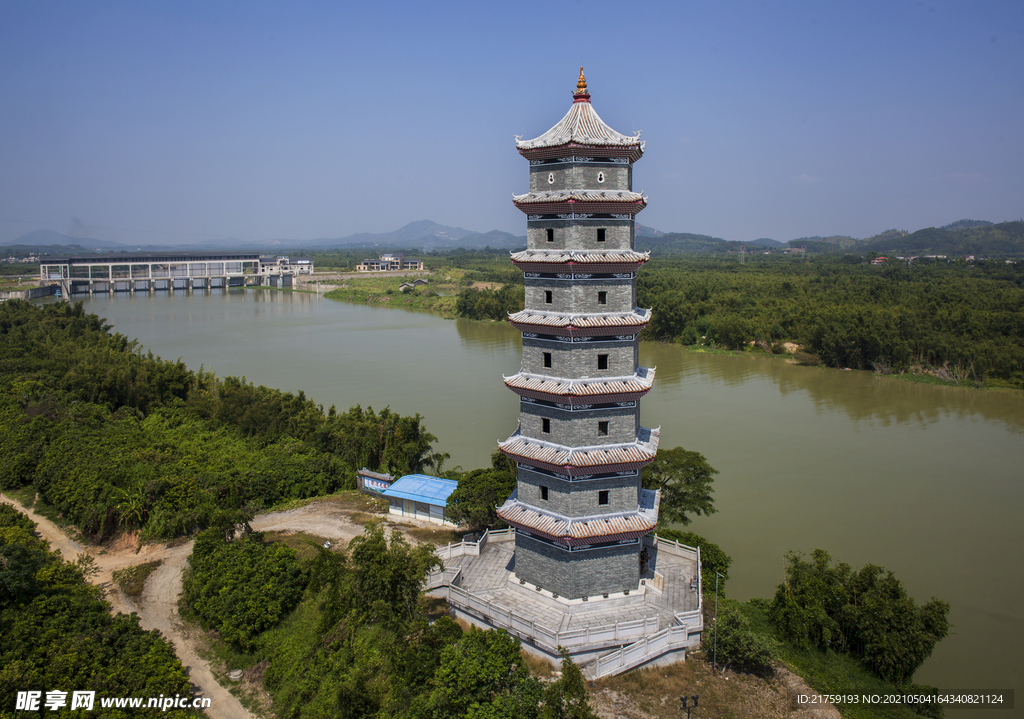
[
  {"left": 429, "top": 70, "right": 703, "bottom": 678},
  {"left": 38, "top": 252, "right": 303, "bottom": 295}
]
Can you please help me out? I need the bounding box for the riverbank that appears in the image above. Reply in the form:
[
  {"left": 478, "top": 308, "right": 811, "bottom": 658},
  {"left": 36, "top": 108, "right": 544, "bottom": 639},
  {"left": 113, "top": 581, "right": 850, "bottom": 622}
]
[{"left": 321, "top": 269, "right": 466, "bottom": 316}]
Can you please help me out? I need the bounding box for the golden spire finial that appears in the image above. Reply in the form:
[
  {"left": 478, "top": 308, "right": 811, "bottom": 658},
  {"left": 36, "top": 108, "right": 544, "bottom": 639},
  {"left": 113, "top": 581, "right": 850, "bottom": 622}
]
[{"left": 576, "top": 67, "right": 588, "bottom": 94}]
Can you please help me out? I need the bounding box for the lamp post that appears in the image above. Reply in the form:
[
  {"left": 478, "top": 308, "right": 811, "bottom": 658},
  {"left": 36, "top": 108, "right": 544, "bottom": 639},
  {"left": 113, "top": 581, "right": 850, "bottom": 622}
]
[
  {"left": 680, "top": 694, "right": 698, "bottom": 718},
  {"left": 713, "top": 571, "right": 724, "bottom": 673}
]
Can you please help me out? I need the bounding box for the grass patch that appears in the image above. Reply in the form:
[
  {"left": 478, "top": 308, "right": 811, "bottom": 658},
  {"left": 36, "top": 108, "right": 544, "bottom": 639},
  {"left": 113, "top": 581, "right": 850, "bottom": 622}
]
[
  {"left": 323, "top": 272, "right": 464, "bottom": 317},
  {"left": 4, "top": 487, "right": 37, "bottom": 509},
  {"left": 521, "top": 650, "right": 556, "bottom": 679},
  {"left": 261, "top": 531, "right": 331, "bottom": 563},
  {"left": 111, "top": 560, "right": 163, "bottom": 598},
  {"left": 404, "top": 525, "right": 462, "bottom": 545},
  {"left": 595, "top": 655, "right": 787, "bottom": 719},
  {"left": 266, "top": 489, "right": 387, "bottom": 515}
]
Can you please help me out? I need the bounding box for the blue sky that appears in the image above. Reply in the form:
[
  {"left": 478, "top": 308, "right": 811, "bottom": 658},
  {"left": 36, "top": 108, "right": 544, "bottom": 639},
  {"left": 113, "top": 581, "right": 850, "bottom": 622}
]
[{"left": 1, "top": 1, "right": 1021, "bottom": 245}]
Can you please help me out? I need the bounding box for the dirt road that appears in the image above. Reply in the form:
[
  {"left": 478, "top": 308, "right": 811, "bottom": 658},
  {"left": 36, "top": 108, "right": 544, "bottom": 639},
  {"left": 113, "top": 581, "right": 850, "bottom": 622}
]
[{"left": 0, "top": 492, "right": 410, "bottom": 719}]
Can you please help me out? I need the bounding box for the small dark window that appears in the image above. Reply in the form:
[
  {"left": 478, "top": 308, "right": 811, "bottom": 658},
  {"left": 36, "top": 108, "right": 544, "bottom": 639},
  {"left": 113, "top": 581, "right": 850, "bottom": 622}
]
[
  {"left": 597, "top": 228, "right": 606, "bottom": 242},
  {"left": 540, "top": 486, "right": 548, "bottom": 501},
  {"left": 598, "top": 421, "right": 609, "bottom": 436},
  {"left": 546, "top": 228, "right": 554, "bottom": 242},
  {"left": 598, "top": 354, "right": 608, "bottom": 370},
  {"left": 598, "top": 291, "right": 607, "bottom": 305},
  {"left": 598, "top": 490, "right": 609, "bottom": 505},
  {"left": 545, "top": 290, "right": 552, "bottom": 304},
  {"left": 542, "top": 418, "right": 551, "bottom": 433},
  {"left": 543, "top": 352, "right": 552, "bottom": 368}
]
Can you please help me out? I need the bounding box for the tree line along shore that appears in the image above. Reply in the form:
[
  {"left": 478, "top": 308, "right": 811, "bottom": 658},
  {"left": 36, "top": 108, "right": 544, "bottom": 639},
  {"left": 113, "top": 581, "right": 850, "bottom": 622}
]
[{"left": 310, "top": 249, "right": 1024, "bottom": 389}]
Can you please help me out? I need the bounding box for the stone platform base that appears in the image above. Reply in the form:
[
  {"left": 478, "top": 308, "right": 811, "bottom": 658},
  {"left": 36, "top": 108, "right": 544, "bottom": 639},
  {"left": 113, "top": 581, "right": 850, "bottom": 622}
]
[{"left": 426, "top": 529, "right": 705, "bottom": 678}]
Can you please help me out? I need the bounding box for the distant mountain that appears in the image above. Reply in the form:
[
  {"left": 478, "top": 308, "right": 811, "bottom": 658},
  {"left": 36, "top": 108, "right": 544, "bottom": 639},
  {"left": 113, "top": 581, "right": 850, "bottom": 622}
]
[
  {"left": 4, "top": 229, "right": 125, "bottom": 251},
  {"left": 747, "top": 238, "right": 784, "bottom": 247},
  {"left": 446, "top": 229, "right": 526, "bottom": 250},
  {"left": 314, "top": 220, "right": 475, "bottom": 250}
]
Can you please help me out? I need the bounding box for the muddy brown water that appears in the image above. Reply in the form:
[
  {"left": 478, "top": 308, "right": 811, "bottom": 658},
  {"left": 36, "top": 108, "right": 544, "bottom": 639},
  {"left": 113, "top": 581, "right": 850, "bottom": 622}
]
[{"left": 78, "top": 288, "right": 1022, "bottom": 711}]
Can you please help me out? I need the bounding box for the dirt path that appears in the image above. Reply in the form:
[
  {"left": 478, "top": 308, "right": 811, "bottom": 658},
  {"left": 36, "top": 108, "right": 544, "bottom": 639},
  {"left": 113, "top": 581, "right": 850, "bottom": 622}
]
[
  {"left": 1, "top": 493, "right": 250, "bottom": 719},
  {"left": 0, "top": 493, "right": 414, "bottom": 719}
]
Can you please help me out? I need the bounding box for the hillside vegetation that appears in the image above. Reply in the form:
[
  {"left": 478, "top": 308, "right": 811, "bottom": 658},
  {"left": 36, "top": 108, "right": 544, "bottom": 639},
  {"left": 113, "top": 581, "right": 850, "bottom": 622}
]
[{"left": 0, "top": 300, "right": 444, "bottom": 541}]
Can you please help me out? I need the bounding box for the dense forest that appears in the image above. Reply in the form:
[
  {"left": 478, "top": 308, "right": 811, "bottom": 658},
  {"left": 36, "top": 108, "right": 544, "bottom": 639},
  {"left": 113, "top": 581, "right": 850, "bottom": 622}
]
[
  {"left": 0, "top": 300, "right": 444, "bottom": 540},
  {"left": 0, "top": 504, "right": 199, "bottom": 717}
]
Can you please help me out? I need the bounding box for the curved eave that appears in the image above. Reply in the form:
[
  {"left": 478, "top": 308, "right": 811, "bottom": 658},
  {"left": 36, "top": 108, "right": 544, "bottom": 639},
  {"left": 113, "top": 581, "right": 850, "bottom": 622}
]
[
  {"left": 513, "top": 261, "right": 647, "bottom": 274},
  {"left": 506, "top": 385, "right": 650, "bottom": 405},
  {"left": 510, "top": 250, "right": 650, "bottom": 274},
  {"left": 508, "top": 308, "right": 652, "bottom": 338},
  {"left": 517, "top": 142, "right": 644, "bottom": 164},
  {"left": 497, "top": 427, "right": 660, "bottom": 476},
  {"left": 503, "top": 368, "right": 655, "bottom": 405},
  {"left": 496, "top": 489, "right": 660, "bottom": 546},
  {"left": 514, "top": 199, "right": 647, "bottom": 216}
]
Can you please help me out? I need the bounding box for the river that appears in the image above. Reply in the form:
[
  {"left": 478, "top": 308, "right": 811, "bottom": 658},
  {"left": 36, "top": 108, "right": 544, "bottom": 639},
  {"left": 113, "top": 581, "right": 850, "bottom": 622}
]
[{"left": 79, "top": 288, "right": 1022, "bottom": 709}]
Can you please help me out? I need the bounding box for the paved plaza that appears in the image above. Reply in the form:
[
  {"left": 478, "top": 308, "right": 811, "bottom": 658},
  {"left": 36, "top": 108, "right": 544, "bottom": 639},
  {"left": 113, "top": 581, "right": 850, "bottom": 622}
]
[{"left": 442, "top": 536, "right": 701, "bottom": 635}]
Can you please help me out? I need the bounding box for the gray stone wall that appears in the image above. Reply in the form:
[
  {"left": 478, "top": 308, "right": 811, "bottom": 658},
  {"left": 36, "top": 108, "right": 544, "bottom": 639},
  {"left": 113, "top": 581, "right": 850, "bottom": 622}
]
[
  {"left": 519, "top": 402, "right": 638, "bottom": 447},
  {"left": 525, "top": 277, "right": 634, "bottom": 315},
  {"left": 527, "top": 221, "right": 633, "bottom": 251},
  {"left": 529, "top": 163, "right": 631, "bottom": 193},
  {"left": 515, "top": 534, "right": 641, "bottom": 599},
  {"left": 516, "top": 468, "right": 640, "bottom": 515},
  {"left": 522, "top": 339, "right": 637, "bottom": 378}
]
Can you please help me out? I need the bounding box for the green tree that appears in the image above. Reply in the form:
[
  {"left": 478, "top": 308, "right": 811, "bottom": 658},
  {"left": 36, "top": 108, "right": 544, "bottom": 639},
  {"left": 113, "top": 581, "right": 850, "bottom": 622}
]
[
  {"left": 541, "top": 648, "right": 597, "bottom": 719},
  {"left": 713, "top": 601, "right": 779, "bottom": 674},
  {"left": 642, "top": 446, "right": 718, "bottom": 525},
  {"left": 427, "top": 627, "right": 543, "bottom": 719},
  {"left": 770, "top": 549, "right": 950, "bottom": 685},
  {"left": 445, "top": 450, "right": 517, "bottom": 531},
  {"left": 347, "top": 520, "right": 440, "bottom": 623}
]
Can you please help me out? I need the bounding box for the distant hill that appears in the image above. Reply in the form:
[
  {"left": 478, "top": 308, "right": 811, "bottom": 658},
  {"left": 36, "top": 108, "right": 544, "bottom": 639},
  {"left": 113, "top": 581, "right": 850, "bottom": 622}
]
[
  {"left": 861, "top": 221, "right": 1024, "bottom": 257},
  {"left": 788, "top": 235, "right": 860, "bottom": 250},
  {"left": 747, "top": 238, "right": 784, "bottom": 247},
  {"left": 635, "top": 223, "right": 664, "bottom": 238},
  {"left": 637, "top": 232, "right": 727, "bottom": 254},
  {"left": 942, "top": 219, "right": 993, "bottom": 232},
  {"left": 3, "top": 229, "right": 124, "bottom": 252}
]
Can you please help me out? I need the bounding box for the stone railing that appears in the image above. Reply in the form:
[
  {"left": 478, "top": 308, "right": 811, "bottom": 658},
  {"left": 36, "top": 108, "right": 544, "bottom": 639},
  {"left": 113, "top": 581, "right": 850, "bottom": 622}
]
[
  {"left": 436, "top": 527, "right": 515, "bottom": 561},
  {"left": 442, "top": 582, "right": 659, "bottom": 654},
  {"left": 586, "top": 621, "right": 701, "bottom": 679}
]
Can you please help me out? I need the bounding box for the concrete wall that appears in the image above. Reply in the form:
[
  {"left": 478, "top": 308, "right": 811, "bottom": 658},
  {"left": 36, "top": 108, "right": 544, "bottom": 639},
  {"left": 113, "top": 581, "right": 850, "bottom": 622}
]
[
  {"left": 519, "top": 402, "right": 638, "bottom": 447},
  {"left": 522, "top": 338, "right": 637, "bottom": 378},
  {"left": 515, "top": 534, "right": 640, "bottom": 599},
  {"left": 524, "top": 277, "right": 635, "bottom": 315},
  {"left": 529, "top": 163, "right": 631, "bottom": 193},
  {"left": 516, "top": 467, "right": 640, "bottom": 515},
  {"left": 527, "top": 220, "right": 633, "bottom": 251}
]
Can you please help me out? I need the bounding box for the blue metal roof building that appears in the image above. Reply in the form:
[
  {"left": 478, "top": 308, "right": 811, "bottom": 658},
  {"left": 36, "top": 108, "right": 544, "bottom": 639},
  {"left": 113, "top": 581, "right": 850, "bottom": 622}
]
[{"left": 383, "top": 474, "right": 459, "bottom": 526}]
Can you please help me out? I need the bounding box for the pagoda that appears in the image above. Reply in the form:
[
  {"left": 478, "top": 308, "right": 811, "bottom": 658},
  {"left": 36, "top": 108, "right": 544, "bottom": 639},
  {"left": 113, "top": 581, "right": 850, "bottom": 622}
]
[{"left": 497, "top": 69, "right": 660, "bottom": 600}]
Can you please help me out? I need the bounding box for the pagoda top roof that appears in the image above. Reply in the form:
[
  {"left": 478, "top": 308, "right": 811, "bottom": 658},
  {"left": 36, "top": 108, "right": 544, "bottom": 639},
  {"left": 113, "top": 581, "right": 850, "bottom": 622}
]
[{"left": 516, "top": 68, "right": 644, "bottom": 159}]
